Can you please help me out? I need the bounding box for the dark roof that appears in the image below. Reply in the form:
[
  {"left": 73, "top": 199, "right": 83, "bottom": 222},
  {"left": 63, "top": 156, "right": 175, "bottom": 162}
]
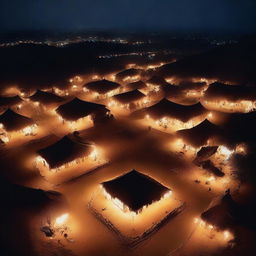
[
  {"left": 147, "top": 76, "right": 169, "bottom": 86},
  {"left": 204, "top": 82, "right": 256, "bottom": 101},
  {"left": 179, "top": 81, "right": 207, "bottom": 90},
  {"left": 116, "top": 68, "right": 142, "bottom": 80},
  {"left": 138, "top": 98, "right": 207, "bottom": 122},
  {"left": 29, "top": 90, "right": 64, "bottom": 105},
  {"left": 221, "top": 111, "right": 256, "bottom": 142},
  {"left": 0, "top": 95, "right": 23, "bottom": 108},
  {"left": 177, "top": 119, "right": 223, "bottom": 147},
  {"left": 161, "top": 84, "right": 181, "bottom": 97},
  {"left": 84, "top": 79, "right": 120, "bottom": 94},
  {"left": 37, "top": 135, "right": 92, "bottom": 169},
  {"left": 196, "top": 160, "right": 225, "bottom": 177},
  {"left": 0, "top": 109, "right": 34, "bottom": 131},
  {"left": 113, "top": 89, "right": 145, "bottom": 104},
  {"left": 102, "top": 169, "right": 170, "bottom": 212},
  {"left": 56, "top": 97, "right": 108, "bottom": 121},
  {"left": 194, "top": 146, "right": 219, "bottom": 163},
  {"left": 126, "top": 81, "right": 146, "bottom": 91},
  {"left": 201, "top": 192, "right": 238, "bottom": 229}
]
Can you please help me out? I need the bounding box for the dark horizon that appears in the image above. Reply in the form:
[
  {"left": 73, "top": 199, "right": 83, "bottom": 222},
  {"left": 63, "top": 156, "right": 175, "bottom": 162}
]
[{"left": 1, "top": 0, "right": 256, "bottom": 34}]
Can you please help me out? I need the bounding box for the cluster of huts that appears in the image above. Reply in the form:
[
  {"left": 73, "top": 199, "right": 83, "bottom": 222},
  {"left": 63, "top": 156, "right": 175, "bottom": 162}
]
[{"left": 1, "top": 65, "right": 254, "bottom": 248}]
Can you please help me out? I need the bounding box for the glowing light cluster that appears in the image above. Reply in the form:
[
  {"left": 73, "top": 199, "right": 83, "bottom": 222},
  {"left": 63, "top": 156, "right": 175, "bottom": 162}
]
[
  {"left": 108, "top": 97, "right": 150, "bottom": 112},
  {"left": 122, "top": 75, "right": 140, "bottom": 83},
  {"left": 53, "top": 87, "right": 69, "bottom": 97},
  {"left": 144, "top": 114, "right": 204, "bottom": 132},
  {"left": 185, "top": 90, "right": 204, "bottom": 98},
  {"left": 55, "top": 213, "right": 69, "bottom": 226},
  {"left": 217, "top": 146, "right": 234, "bottom": 160},
  {"left": 235, "top": 144, "right": 247, "bottom": 155},
  {"left": 35, "top": 145, "right": 100, "bottom": 173},
  {"left": 145, "top": 83, "right": 160, "bottom": 93},
  {"left": 22, "top": 124, "right": 38, "bottom": 136},
  {"left": 0, "top": 123, "right": 38, "bottom": 143},
  {"left": 202, "top": 99, "right": 256, "bottom": 113},
  {"left": 92, "top": 75, "right": 100, "bottom": 80},
  {"left": 0, "top": 133, "right": 9, "bottom": 143},
  {"left": 56, "top": 114, "right": 94, "bottom": 132},
  {"left": 69, "top": 75, "right": 83, "bottom": 84},
  {"left": 100, "top": 184, "right": 173, "bottom": 217},
  {"left": 193, "top": 217, "right": 234, "bottom": 242}
]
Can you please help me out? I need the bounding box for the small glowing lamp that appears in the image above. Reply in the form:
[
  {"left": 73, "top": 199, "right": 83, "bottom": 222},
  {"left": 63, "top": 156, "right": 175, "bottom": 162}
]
[
  {"left": 55, "top": 213, "right": 69, "bottom": 226},
  {"left": 223, "top": 230, "right": 231, "bottom": 240}
]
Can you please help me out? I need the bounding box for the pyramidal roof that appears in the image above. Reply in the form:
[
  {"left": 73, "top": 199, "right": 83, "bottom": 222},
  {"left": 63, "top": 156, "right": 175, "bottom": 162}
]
[
  {"left": 102, "top": 169, "right": 170, "bottom": 212},
  {"left": 56, "top": 97, "right": 108, "bottom": 121},
  {"left": 84, "top": 79, "right": 120, "bottom": 94},
  {"left": 0, "top": 109, "right": 34, "bottom": 131},
  {"left": 145, "top": 98, "right": 207, "bottom": 122},
  {"left": 37, "top": 135, "right": 92, "bottom": 169},
  {"left": 113, "top": 89, "right": 145, "bottom": 104},
  {"left": 30, "top": 90, "right": 64, "bottom": 105}
]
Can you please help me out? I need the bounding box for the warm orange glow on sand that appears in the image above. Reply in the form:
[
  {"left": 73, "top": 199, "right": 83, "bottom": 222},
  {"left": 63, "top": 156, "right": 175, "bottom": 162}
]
[
  {"left": 193, "top": 217, "right": 234, "bottom": 243},
  {"left": 1, "top": 64, "right": 251, "bottom": 256},
  {"left": 56, "top": 113, "right": 94, "bottom": 132},
  {"left": 35, "top": 145, "right": 107, "bottom": 184},
  {"left": 139, "top": 114, "right": 206, "bottom": 133},
  {"left": 0, "top": 123, "right": 38, "bottom": 144}
]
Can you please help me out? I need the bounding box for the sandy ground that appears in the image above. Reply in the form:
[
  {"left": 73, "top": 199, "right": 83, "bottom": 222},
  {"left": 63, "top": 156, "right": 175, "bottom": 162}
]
[{"left": 0, "top": 87, "right": 246, "bottom": 256}]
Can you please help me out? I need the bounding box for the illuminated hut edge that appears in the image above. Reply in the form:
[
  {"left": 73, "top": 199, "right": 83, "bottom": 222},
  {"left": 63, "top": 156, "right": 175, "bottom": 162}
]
[
  {"left": 55, "top": 98, "right": 110, "bottom": 131},
  {"left": 193, "top": 192, "right": 236, "bottom": 243},
  {"left": 0, "top": 95, "right": 23, "bottom": 110},
  {"left": 145, "top": 76, "right": 170, "bottom": 93},
  {"left": 35, "top": 135, "right": 99, "bottom": 172},
  {"left": 83, "top": 79, "right": 122, "bottom": 99},
  {"left": 202, "top": 82, "right": 256, "bottom": 113},
  {"left": 0, "top": 109, "right": 37, "bottom": 143},
  {"left": 116, "top": 68, "right": 142, "bottom": 83},
  {"left": 133, "top": 98, "right": 208, "bottom": 132},
  {"left": 108, "top": 89, "right": 148, "bottom": 111},
  {"left": 100, "top": 170, "right": 172, "bottom": 214},
  {"left": 29, "top": 90, "right": 64, "bottom": 108},
  {"left": 89, "top": 169, "right": 184, "bottom": 246}
]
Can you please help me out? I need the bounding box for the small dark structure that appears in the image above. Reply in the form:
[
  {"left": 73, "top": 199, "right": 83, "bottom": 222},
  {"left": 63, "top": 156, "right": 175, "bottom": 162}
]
[
  {"left": 29, "top": 90, "right": 64, "bottom": 105},
  {"left": 56, "top": 97, "right": 109, "bottom": 121},
  {"left": 204, "top": 82, "right": 256, "bottom": 102},
  {"left": 196, "top": 160, "right": 225, "bottom": 177},
  {"left": 147, "top": 76, "right": 169, "bottom": 86},
  {"left": 126, "top": 81, "right": 146, "bottom": 91},
  {"left": 37, "top": 135, "right": 92, "bottom": 169},
  {"left": 194, "top": 146, "right": 219, "bottom": 163},
  {"left": 101, "top": 169, "right": 170, "bottom": 213},
  {"left": 0, "top": 109, "right": 34, "bottom": 131},
  {"left": 201, "top": 192, "right": 238, "bottom": 230},
  {"left": 0, "top": 95, "right": 23, "bottom": 109},
  {"left": 84, "top": 79, "right": 120, "bottom": 94},
  {"left": 177, "top": 119, "right": 223, "bottom": 147},
  {"left": 116, "top": 68, "right": 142, "bottom": 81},
  {"left": 112, "top": 90, "right": 145, "bottom": 105},
  {"left": 133, "top": 98, "right": 207, "bottom": 122}
]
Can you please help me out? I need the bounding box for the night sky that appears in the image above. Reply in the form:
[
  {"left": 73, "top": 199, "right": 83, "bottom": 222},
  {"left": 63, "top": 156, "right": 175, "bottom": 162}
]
[{"left": 0, "top": 0, "right": 256, "bottom": 33}]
